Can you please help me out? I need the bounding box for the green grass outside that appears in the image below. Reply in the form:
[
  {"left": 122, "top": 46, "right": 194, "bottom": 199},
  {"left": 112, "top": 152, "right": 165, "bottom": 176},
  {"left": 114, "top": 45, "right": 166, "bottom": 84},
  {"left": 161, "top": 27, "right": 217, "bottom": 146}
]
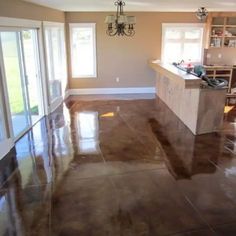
[{"left": 2, "top": 36, "right": 39, "bottom": 115}]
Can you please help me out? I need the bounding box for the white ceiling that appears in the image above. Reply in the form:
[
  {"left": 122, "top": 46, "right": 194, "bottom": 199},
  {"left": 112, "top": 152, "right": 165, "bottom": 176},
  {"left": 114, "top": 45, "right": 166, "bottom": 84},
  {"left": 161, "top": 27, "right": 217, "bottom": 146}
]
[{"left": 23, "top": 0, "right": 236, "bottom": 12}]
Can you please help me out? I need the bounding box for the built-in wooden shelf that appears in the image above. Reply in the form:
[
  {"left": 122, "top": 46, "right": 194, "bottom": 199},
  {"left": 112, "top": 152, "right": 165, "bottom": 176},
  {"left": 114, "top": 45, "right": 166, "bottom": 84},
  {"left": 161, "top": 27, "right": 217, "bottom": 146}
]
[{"left": 207, "top": 15, "right": 236, "bottom": 48}]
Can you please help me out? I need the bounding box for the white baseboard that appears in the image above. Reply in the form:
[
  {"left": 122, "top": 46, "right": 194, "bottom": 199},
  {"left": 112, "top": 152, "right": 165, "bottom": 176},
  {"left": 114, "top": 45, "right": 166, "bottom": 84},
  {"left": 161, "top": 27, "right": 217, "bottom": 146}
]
[{"left": 66, "top": 87, "right": 155, "bottom": 96}]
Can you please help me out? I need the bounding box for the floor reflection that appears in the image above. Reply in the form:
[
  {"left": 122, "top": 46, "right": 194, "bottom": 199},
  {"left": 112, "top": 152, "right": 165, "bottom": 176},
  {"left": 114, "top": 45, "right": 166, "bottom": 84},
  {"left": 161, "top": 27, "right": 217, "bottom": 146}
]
[
  {"left": 0, "top": 169, "right": 51, "bottom": 235},
  {"left": 1, "top": 96, "right": 236, "bottom": 235},
  {"left": 74, "top": 111, "right": 99, "bottom": 154},
  {"left": 15, "top": 118, "right": 52, "bottom": 187},
  {"left": 148, "top": 99, "right": 224, "bottom": 179}
]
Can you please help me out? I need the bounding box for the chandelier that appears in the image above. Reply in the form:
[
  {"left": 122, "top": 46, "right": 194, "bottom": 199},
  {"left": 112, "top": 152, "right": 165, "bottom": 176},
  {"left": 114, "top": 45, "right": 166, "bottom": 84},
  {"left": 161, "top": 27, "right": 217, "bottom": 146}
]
[
  {"left": 105, "top": 0, "right": 136, "bottom": 36},
  {"left": 196, "top": 7, "right": 208, "bottom": 21}
]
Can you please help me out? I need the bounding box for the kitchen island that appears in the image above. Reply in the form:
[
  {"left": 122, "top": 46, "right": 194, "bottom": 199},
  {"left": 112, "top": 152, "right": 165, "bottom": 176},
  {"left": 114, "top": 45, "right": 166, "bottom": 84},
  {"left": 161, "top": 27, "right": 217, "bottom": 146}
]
[{"left": 149, "top": 61, "right": 227, "bottom": 135}]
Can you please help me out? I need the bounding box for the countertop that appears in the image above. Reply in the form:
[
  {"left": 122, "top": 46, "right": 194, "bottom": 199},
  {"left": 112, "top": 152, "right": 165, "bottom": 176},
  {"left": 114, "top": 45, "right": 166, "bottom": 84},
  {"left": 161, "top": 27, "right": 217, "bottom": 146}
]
[
  {"left": 204, "top": 65, "right": 236, "bottom": 69},
  {"left": 149, "top": 60, "right": 202, "bottom": 88}
]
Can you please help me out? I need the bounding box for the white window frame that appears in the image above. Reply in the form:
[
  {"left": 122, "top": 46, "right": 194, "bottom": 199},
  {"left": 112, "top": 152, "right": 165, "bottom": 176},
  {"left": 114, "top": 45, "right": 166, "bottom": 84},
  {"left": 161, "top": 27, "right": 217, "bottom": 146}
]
[
  {"left": 69, "top": 23, "right": 97, "bottom": 78},
  {"left": 0, "top": 17, "right": 41, "bottom": 28},
  {"left": 43, "top": 21, "right": 67, "bottom": 112},
  {"left": 161, "top": 23, "right": 205, "bottom": 64}
]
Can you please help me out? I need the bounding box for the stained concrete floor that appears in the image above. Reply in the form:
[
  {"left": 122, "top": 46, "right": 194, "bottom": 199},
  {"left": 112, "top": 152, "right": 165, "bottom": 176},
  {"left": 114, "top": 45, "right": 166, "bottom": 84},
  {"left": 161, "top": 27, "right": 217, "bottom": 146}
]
[{"left": 0, "top": 94, "right": 236, "bottom": 235}]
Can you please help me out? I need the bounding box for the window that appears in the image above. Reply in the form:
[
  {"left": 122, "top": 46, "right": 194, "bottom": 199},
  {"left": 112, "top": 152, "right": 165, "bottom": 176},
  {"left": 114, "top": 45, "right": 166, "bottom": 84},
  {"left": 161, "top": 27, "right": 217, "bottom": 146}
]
[
  {"left": 70, "top": 23, "right": 97, "bottom": 78},
  {"left": 44, "top": 22, "right": 67, "bottom": 103},
  {"left": 162, "top": 24, "right": 204, "bottom": 64}
]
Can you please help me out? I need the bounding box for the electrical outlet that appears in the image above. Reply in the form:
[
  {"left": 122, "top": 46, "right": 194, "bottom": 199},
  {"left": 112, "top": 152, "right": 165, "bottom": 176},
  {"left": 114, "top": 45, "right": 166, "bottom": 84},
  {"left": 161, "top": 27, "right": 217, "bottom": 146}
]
[
  {"left": 116, "top": 77, "right": 120, "bottom": 82},
  {"left": 206, "top": 53, "right": 211, "bottom": 59},
  {"left": 218, "top": 53, "right": 222, "bottom": 58}
]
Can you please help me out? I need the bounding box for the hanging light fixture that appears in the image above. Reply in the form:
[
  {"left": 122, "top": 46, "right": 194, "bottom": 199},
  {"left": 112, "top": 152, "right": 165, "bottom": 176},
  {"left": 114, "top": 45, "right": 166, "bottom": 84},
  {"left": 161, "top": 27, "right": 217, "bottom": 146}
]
[
  {"left": 105, "top": 0, "right": 136, "bottom": 36},
  {"left": 196, "top": 7, "right": 208, "bottom": 22}
]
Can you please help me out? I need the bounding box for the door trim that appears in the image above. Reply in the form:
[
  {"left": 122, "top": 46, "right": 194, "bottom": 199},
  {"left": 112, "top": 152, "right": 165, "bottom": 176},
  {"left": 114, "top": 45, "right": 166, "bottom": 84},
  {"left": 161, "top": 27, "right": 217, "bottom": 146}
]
[
  {"left": 43, "top": 22, "right": 67, "bottom": 113},
  {"left": 50, "top": 97, "right": 63, "bottom": 113},
  {"left": 0, "top": 17, "right": 41, "bottom": 28},
  {"left": 0, "top": 139, "right": 14, "bottom": 159}
]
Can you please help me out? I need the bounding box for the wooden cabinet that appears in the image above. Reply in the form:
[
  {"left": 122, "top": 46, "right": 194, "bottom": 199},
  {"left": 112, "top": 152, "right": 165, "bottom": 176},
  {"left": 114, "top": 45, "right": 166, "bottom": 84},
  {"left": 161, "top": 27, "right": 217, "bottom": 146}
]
[
  {"left": 231, "top": 67, "right": 236, "bottom": 89},
  {"left": 207, "top": 15, "right": 236, "bottom": 48},
  {"left": 204, "top": 66, "right": 236, "bottom": 105},
  {"left": 205, "top": 67, "right": 233, "bottom": 93}
]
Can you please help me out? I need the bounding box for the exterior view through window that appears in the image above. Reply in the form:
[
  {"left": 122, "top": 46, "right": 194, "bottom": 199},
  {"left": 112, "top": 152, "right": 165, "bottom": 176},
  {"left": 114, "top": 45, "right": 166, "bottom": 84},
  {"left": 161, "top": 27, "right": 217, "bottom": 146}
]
[
  {"left": 162, "top": 24, "right": 204, "bottom": 64},
  {"left": 70, "top": 23, "right": 97, "bottom": 78},
  {"left": 0, "top": 30, "right": 43, "bottom": 138}
]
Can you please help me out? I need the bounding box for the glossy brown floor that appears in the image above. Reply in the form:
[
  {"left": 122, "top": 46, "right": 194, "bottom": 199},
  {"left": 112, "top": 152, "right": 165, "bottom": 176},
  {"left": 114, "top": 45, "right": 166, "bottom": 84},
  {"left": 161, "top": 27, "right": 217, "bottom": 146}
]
[{"left": 1, "top": 95, "right": 236, "bottom": 236}]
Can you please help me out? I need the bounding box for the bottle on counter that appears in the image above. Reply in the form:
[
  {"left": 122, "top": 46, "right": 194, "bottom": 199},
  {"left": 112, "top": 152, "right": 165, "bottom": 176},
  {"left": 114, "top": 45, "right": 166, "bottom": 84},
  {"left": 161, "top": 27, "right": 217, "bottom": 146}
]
[{"left": 186, "top": 59, "right": 193, "bottom": 73}]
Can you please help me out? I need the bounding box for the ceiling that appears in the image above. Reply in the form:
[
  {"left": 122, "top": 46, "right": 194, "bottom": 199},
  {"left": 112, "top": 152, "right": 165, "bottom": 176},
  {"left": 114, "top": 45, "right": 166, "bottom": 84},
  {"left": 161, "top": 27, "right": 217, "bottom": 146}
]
[{"left": 23, "top": 0, "right": 236, "bottom": 12}]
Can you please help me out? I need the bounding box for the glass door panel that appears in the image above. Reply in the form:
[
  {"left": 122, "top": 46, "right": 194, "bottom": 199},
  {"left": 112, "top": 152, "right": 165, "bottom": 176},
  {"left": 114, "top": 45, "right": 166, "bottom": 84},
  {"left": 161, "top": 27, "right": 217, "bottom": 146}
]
[
  {"left": 51, "top": 28, "right": 62, "bottom": 101},
  {"left": 0, "top": 32, "right": 30, "bottom": 137},
  {"left": 0, "top": 84, "right": 13, "bottom": 159},
  {"left": 0, "top": 103, "right": 5, "bottom": 141},
  {"left": 44, "top": 24, "right": 67, "bottom": 112},
  {"left": 0, "top": 29, "right": 45, "bottom": 140},
  {"left": 21, "top": 30, "right": 43, "bottom": 124}
]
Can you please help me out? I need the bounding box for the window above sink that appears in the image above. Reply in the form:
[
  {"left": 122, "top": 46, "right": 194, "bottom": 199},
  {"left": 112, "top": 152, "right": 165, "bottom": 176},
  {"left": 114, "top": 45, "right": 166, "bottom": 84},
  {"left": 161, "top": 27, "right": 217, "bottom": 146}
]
[{"left": 161, "top": 23, "right": 204, "bottom": 65}]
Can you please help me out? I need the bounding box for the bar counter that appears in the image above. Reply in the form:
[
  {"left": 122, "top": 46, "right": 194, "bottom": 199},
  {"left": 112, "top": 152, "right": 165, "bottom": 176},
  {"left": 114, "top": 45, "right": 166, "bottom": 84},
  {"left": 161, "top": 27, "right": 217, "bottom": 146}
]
[{"left": 149, "top": 60, "right": 227, "bottom": 135}]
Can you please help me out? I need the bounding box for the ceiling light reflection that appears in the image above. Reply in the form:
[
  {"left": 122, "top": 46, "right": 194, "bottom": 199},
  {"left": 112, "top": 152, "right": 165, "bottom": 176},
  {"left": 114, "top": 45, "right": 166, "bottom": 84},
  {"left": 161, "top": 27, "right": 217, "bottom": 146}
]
[
  {"left": 100, "top": 112, "right": 115, "bottom": 118},
  {"left": 224, "top": 106, "right": 234, "bottom": 114},
  {"left": 76, "top": 112, "right": 99, "bottom": 154}
]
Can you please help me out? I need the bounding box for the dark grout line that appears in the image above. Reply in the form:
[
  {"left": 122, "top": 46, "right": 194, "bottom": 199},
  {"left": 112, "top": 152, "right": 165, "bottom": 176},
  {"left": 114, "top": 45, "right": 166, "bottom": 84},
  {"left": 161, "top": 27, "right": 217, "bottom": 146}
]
[
  {"left": 160, "top": 170, "right": 218, "bottom": 235},
  {"left": 165, "top": 226, "right": 217, "bottom": 236},
  {"left": 210, "top": 220, "right": 236, "bottom": 233},
  {"left": 184, "top": 195, "right": 217, "bottom": 234},
  {"left": 118, "top": 113, "right": 164, "bottom": 154},
  {"left": 48, "top": 166, "right": 168, "bottom": 184}
]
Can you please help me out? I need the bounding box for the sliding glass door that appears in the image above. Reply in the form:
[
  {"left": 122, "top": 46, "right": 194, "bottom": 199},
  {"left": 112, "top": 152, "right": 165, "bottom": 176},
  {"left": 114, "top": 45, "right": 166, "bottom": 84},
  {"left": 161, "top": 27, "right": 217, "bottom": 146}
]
[
  {"left": 44, "top": 23, "right": 67, "bottom": 112},
  {"left": 21, "top": 30, "right": 43, "bottom": 124},
  {"left": 0, "top": 74, "right": 13, "bottom": 159},
  {"left": 0, "top": 100, "right": 12, "bottom": 159},
  {"left": 0, "top": 94, "right": 6, "bottom": 143},
  {"left": 0, "top": 29, "right": 44, "bottom": 139},
  {"left": 0, "top": 106, "right": 4, "bottom": 141},
  {"left": 1, "top": 31, "right": 29, "bottom": 137}
]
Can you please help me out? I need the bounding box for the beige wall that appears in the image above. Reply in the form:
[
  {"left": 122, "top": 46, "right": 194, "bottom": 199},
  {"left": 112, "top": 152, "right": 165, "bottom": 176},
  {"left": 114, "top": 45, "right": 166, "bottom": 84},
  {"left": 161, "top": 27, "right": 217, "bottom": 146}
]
[
  {"left": 0, "top": 2, "right": 235, "bottom": 89},
  {"left": 66, "top": 12, "right": 199, "bottom": 89},
  {"left": 0, "top": 0, "right": 65, "bottom": 22}
]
